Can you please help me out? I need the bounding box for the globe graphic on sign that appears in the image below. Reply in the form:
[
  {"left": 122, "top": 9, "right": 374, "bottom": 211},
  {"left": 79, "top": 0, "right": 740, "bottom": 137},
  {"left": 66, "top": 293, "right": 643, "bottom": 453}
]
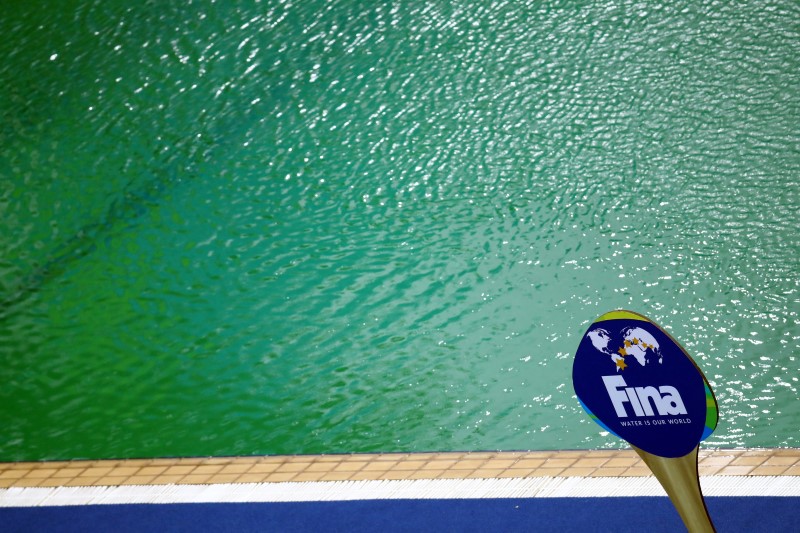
[{"left": 586, "top": 327, "right": 662, "bottom": 371}]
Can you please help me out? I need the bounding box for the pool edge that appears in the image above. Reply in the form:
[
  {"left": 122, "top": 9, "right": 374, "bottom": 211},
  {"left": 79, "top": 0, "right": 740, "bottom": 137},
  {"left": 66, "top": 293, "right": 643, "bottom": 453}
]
[{"left": 2, "top": 448, "right": 799, "bottom": 488}]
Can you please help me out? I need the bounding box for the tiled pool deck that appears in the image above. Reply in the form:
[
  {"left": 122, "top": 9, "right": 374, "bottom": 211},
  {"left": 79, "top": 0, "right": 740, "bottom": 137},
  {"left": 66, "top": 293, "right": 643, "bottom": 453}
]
[{"left": 2, "top": 448, "right": 799, "bottom": 489}]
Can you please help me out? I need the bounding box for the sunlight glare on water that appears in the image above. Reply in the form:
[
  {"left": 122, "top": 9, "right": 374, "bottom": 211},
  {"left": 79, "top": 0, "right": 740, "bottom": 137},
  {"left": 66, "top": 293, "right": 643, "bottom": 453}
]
[{"left": 0, "top": 0, "right": 798, "bottom": 460}]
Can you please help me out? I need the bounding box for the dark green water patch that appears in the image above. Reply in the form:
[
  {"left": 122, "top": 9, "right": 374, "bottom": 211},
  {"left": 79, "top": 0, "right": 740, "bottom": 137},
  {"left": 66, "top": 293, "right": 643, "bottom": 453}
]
[{"left": 1, "top": 0, "right": 798, "bottom": 461}]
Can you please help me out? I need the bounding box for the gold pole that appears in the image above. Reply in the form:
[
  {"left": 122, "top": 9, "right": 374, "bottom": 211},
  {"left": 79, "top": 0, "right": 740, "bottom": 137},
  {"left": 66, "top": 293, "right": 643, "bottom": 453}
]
[{"left": 632, "top": 445, "right": 715, "bottom": 533}]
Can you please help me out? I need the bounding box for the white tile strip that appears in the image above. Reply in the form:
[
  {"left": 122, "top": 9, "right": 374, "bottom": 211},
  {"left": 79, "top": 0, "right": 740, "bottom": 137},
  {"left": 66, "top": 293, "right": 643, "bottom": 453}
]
[{"left": 1, "top": 476, "right": 799, "bottom": 507}]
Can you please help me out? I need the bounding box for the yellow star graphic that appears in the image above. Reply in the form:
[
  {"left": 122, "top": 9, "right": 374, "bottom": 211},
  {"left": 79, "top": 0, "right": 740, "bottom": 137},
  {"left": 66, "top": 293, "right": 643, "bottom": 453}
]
[
  {"left": 617, "top": 347, "right": 627, "bottom": 356},
  {"left": 624, "top": 340, "right": 632, "bottom": 347},
  {"left": 616, "top": 358, "right": 627, "bottom": 370}
]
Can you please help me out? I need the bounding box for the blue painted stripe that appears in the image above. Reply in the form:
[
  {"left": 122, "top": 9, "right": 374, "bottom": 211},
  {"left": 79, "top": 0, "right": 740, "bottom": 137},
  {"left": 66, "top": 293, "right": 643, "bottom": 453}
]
[{"left": 1, "top": 497, "right": 798, "bottom": 533}]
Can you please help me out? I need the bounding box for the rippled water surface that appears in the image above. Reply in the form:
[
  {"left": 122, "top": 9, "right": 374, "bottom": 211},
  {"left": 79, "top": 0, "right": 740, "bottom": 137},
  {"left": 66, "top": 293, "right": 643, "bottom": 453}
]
[{"left": 1, "top": 0, "right": 798, "bottom": 461}]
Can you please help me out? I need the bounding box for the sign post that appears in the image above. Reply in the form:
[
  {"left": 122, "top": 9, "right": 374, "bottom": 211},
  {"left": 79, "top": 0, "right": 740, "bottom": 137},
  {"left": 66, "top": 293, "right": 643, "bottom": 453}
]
[{"left": 572, "top": 310, "right": 719, "bottom": 532}]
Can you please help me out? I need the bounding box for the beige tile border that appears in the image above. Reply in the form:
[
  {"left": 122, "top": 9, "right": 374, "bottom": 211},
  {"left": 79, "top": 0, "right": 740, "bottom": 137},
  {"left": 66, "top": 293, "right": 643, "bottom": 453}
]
[{"left": 1, "top": 449, "right": 798, "bottom": 488}]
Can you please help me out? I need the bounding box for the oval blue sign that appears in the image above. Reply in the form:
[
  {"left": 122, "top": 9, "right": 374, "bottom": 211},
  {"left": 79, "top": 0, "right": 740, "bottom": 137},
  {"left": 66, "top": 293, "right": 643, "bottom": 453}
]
[{"left": 573, "top": 310, "right": 718, "bottom": 458}]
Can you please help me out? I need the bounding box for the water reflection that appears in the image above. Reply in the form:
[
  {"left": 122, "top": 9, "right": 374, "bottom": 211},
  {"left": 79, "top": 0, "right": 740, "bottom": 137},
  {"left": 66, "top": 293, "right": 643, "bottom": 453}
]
[{"left": 0, "top": 0, "right": 798, "bottom": 460}]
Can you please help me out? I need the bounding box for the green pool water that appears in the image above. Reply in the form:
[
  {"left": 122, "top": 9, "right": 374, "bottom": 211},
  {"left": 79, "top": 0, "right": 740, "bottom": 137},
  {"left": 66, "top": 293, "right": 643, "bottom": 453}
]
[{"left": 1, "top": 0, "right": 798, "bottom": 462}]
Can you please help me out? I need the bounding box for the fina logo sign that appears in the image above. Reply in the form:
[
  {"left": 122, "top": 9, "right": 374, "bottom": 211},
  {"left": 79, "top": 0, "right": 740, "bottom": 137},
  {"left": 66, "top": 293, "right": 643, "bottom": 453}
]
[
  {"left": 572, "top": 311, "right": 716, "bottom": 458},
  {"left": 602, "top": 375, "right": 687, "bottom": 418},
  {"left": 587, "top": 326, "right": 687, "bottom": 417}
]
